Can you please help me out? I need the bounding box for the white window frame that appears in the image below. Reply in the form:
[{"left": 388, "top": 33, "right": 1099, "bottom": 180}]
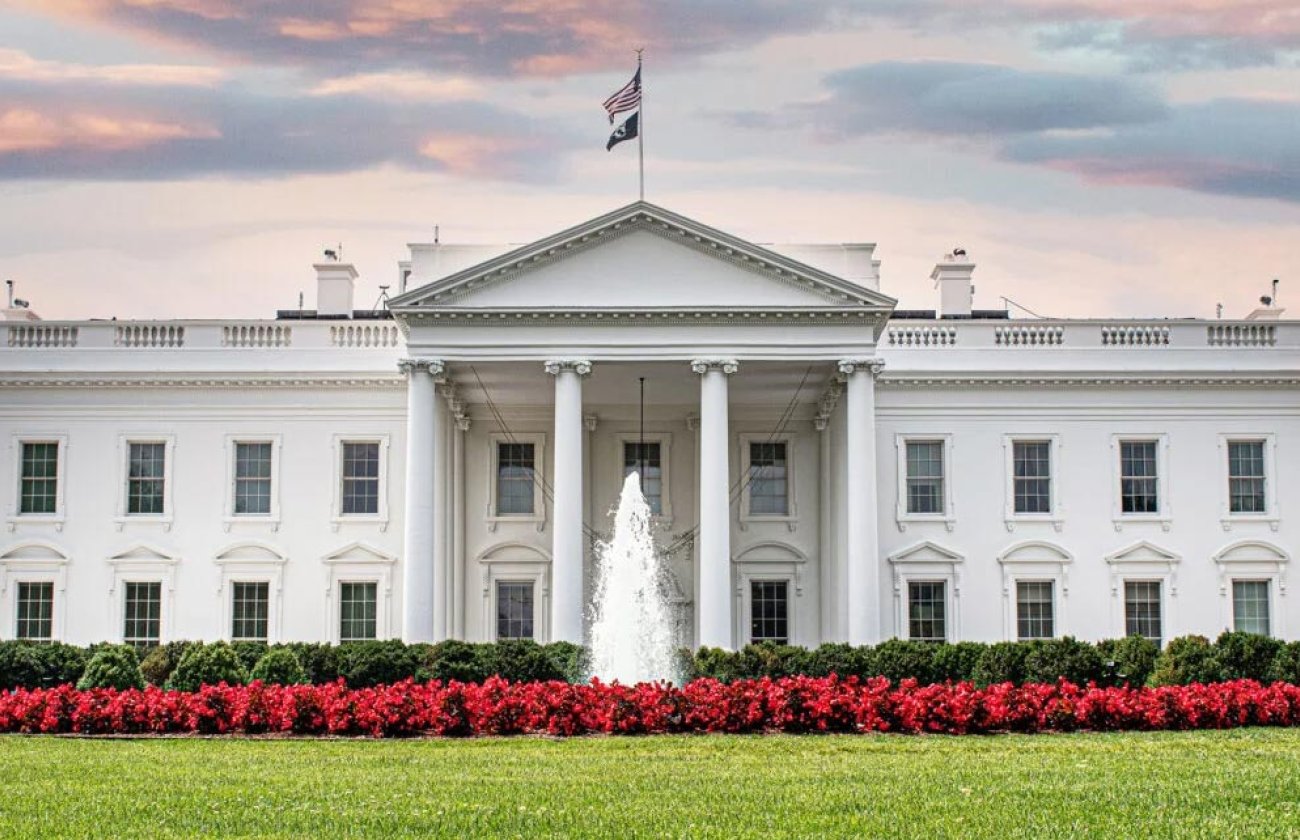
[
  {"left": 1218, "top": 434, "right": 1279, "bottom": 531},
  {"left": 479, "top": 549, "right": 550, "bottom": 643},
  {"left": 615, "top": 432, "right": 674, "bottom": 525},
  {"left": 486, "top": 433, "right": 547, "bottom": 531},
  {"left": 107, "top": 544, "right": 179, "bottom": 646},
  {"left": 731, "top": 541, "right": 806, "bottom": 647},
  {"left": 0, "top": 541, "right": 69, "bottom": 642},
  {"left": 1002, "top": 434, "right": 1062, "bottom": 532},
  {"left": 887, "top": 541, "right": 964, "bottom": 641},
  {"left": 1110, "top": 434, "right": 1171, "bottom": 531},
  {"left": 8, "top": 434, "right": 68, "bottom": 530},
  {"left": 331, "top": 435, "right": 391, "bottom": 530},
  {"left": 738, "top": 433, "right": 798, "bottom": 528},
  {"left": 1213, "top": 540, "right": 1288, "bottom": 638},
  {"left": 996, "top": 541, "right": 1072, "bottom": 641},
  {"left": 493, "top": 579, "right": 540, "bottom": 642},
  {"left": 114, "top": 434, "right": 176, "bottom": 531},
  {"left": 223, "top": 435, "right": 282, "bottom": 531},
  {"left": 321, "top": 542, "right": 396, "bottom": 643},
  {"left": 215, "top": 541, "right": 287, "bottom": 643},
  {"left": 1105, "top": 541, "right": 1180, "bottom": 642},
  {"left": 895, "top": 434, "right": 955, "bottom": 532}
]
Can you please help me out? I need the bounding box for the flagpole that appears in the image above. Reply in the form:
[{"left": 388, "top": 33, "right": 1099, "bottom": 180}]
[{"left": 636, "top": 48, "right": 645, "bottom": 201}]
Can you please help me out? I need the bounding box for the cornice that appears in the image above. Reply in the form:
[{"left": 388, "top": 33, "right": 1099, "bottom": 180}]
[
  {"left": 0, "top": 375, "right": 404, "bottom": 389},
  {"left": 879, "top": 374, "right": 1300, "bottom": 389},
  {"left": 400, "top": 308, "right": 889, "bottom": 327}
]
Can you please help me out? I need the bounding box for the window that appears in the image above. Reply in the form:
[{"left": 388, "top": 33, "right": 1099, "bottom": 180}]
[
  {"left": 231, "top": 581, "right": 269, "bottom": 641},
  {"left": 496, "top": 443, "right": 536, "bottom": 515},
  {"left": 908, "top": 581, "right": 946, "bottom": 641},
  {"left": 123, "top": 581, "right": 162, "bottom": 650},
  {"left": 340, "top": 442, "right": 380, "bottom": 515},
  {"left": 233, "top": 442, "right": 273, "bottom": 516},
  {"left": 1013, "top": 441, "right": 1052, "bottom": 514},
  {"left": 339, "top": 582, "right": 377, "bottom": 641},
  {"left": 623, "top": 442, "right": 663, "bottom": 515},
  {"left": 126, "top": 442, "right": 166, "bottom": 515},
  {"left": 1232, "top": 580, "right": 1270, "bottom": 636},
  {"left": 1016, "top": 581, "right": 1054, "bottom": 640},
  {"left": 496, "top": 581, "right": 535, "bottom": 640},
  {"left": 15, "top": 581, "right": 53, "bottom": 641},
  {"left": 906, "top": 441, "right": 945, "bottom": 515},
  {"left": 19, "top": 442, "right": 58, "bottom": 515},
  {"left": 749, "top": 580, "right": 789, "bottom": 644},
  {"left": 1227, "top": 441, "right": 1266, "bottom": 515},
  {"left": 1119, "top": 441, "right": 1159, "bottom": 514},
  {"left": 747, "top": 442, "right": 789, "bottom": 516},
  {"left": 1124, "top": 580, "right": 1162, "bottom": 646}
]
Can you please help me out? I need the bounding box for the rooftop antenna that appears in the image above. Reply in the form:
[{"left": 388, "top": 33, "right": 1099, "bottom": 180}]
[
  {"left": 1000, "top": 295, "right": 1050, "bottom": 320},
  {"left": 1272, "top": 278, "right": 1280, "bottom": 308},
  {"left": 1216, "top": 302, "right": 1223, "bottom": 320},
  {"left": 434, "top": 225, "right": 440, "bottom": 245},
  {"left": 373, "top": 284, "right": 391, "bottom": 312},
  {"left": 5, "top": 280, "right": 12, "bottom": 309},
  {"left": 298, "top": 291, "right": 304, "bottom": 312}
]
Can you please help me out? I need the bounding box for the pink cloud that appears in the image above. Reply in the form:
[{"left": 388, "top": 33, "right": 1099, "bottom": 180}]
[
  {"left": 0, "top": 107, "right": 218, "bottom": 153},
  {"left": 0, "top": 48, "right": 225, "bottom": 87}
]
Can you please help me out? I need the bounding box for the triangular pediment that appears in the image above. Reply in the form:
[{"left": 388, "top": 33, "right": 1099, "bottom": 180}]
[
  {"left": 888, "top": 540, "right": 964, "bottom": 565},
  {"left": 1106, "top": 540, "right": 1180, "bottom": 565},
  {"left": 107, "top": 542, "right": 179, "bottom": 565},
  {"left": 321, "top": 541, "right": 396, "bottom": 565},
  {"left": 389, "top": 202, "right": 896, "bottom": 312}
]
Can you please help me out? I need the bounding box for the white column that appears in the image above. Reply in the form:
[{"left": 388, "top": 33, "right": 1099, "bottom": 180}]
[
  {"left": 841, "top": 359, "right": 883, "bottom": 646},
  {"left": 546, "top": 359, "right": 591, "bottom": 644},
  {"left": 693, "top": 359, "right": 737, "bottom": 650},
  {"left": 400, "top": 358, "right": 444, "bottom": 643},
  {"left": 451, "top": 414, "right": 468, "bottom": 640}
]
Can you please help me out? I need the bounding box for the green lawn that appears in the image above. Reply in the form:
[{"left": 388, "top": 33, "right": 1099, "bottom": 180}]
[{"left": 2, "top": 731, "right": 1298, "bottom": 838}]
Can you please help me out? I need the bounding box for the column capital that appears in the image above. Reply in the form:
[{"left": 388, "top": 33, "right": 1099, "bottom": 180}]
[
  {"left": 455, "top": 415, "right": 472, "bottom": 432},
  {"left": 583, "top": 413, "right": 599, "bottom": 432},
  {"left": 691, "top": 358, "right": 739, "bottom": 376},
  {"left": 398, "top": 358, "right": 446, "bottom": 378},
  {"left": 544, "top": 359, "right": 592, "bottom": 377},
  {"left": 837, "top": 358, "right": 885, "bottom": 378}
]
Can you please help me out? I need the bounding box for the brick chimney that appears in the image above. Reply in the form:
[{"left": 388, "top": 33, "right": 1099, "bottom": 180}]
[
  {"left": 315, "top": 262, "right": 358, "bottom": 318},
  {"left": 931, "top": 249, "right": 975, "bottom": 319}
]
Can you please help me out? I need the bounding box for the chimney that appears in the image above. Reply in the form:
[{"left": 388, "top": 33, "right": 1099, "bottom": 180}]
[
  {"left": 931, "top": 249, "right": 975, "bottom": 319},
  {"left": 315, "top": 262, "right": 358, "bottom": 318}
]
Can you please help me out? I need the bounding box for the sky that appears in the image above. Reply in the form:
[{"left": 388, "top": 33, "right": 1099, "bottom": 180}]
[{"left": 0, "top": 1, "right": 1297, "bottom": 321}]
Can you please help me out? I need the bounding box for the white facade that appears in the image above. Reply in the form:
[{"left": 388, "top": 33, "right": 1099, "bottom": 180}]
[{"left": 1, "top": 202, "right": 1296, "bottom": 650}]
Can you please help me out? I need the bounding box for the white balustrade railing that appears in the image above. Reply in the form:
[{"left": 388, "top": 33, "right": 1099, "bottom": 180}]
[
  {"left": 1207, "top": 323, "right": 1276, "bottom": 347},
  {"left": 886, "top": 325, "right": 957, "bottom": 347},
  {"left": 7, "top": 324, "right": 78, "bottom": 348},
  {"left": 1102, "top": 325, "right": 1170, "bottom": 347},
  {"left": 330, "top": 323, "right": 401, "bottom": 348},
  {"left": 115, "top": 324, "right": 185, "bottom": 348},
  {"left": 222, "top": 324, "right": 292, "bottom": 348},
  {"left": 995, "top": 325, "right": 1064, "bottom": 346}
]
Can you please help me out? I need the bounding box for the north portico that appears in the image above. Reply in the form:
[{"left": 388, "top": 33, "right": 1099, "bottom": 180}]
[{"left": 388, "top": 201, "right": 896, "bottom": 648}]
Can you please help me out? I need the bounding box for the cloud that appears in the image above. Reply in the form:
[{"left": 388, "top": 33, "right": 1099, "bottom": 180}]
[
  {"left": 0, "top": 80, "right": 577, "bottom": 181},
  {"left": 21, "top": 0, "right": 845, "bottom": 77},
  {"left": 309, "top": 72, "right": 482, "bottom": 101},
  {"left": 0, "top": 48, "right": 226, "bottom": 87}
]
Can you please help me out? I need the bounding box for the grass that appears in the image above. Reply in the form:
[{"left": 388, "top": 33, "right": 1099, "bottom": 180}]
[{"left": 1, "top": 731, "right": 1299, "bottom": 838}]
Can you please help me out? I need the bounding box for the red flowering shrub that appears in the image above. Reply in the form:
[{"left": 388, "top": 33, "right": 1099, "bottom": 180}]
[{"left": 1, "top": 677, "right": 1298, "bottom": 738}]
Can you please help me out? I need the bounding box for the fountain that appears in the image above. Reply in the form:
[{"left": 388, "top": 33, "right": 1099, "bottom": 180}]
[{"left": 588, "top": 471, "right": 680, "bottom": 684}]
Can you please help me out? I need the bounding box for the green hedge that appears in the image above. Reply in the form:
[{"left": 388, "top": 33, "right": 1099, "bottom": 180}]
[{"left": 1, "top": 633, "right": 1297, "bottom": 690}]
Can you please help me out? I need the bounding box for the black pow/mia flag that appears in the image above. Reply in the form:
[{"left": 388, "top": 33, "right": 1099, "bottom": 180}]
[{"left": 606, "top": 111, "right": 639, "bottom": 151}]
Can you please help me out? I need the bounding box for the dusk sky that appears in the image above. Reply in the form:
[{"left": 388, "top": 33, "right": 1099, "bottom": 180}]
[{"left": 1, "top": 1, "right": 1297, "bottom": 321}]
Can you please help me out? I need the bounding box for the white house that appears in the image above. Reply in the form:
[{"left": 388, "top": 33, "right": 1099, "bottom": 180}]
[{"left": 1, "top": 201, "right": 1295, "bottom": 651}]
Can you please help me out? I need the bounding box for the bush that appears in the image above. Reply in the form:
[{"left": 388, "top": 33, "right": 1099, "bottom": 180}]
[
  {"left": 1268, "top": 642, "right": 1300, "bottom": 684},
  {"left": 336, "top": 640, "right": 425, "bottom": 688},
  {"left": 281, "top": 643, "right": 341, "bottom": 684},
  {"left": 1096, "top": 635, "right": 1159, "bottom": 687},
  {"left": 488, "top": 640, "right": 567, "bottom": 683},
  {"left": 166, "top": 641, "right": 249, "bottom": 691},
  {"left": 544, "top": 642, "right": 589, "bottom": 684},
  {"left": 0, "top": 641, "right": 88, "bottom": 690},
  {"left": 1151, "top": 636, "right": 1222, "bottom": 686},
  {"left": 974, "top": 642, "right": 1032, "bottom": 687},
  {"left": 692, "top": 647, "right": 744, "bottom": 683},
  {"left": 1214, "top": 632, "right": 1283, "bottom": 682},
  {"left": 804, "top": 643, "right": 871, "bottom": 679},
  {"left": 76, "top": 644, "right": 144, "bottom": 690},
  {"left": 424, "top": 640, "right": 489, "bottom": 684},
  {"left": 230, "top": 641, "right": 270, "bottom": 675},
  {"left": 869, "top": 639, "right": 938, "bottom": 684},
  {"left": 139, "top": 641, "right": 196, "bottom": 687},
  {"left": 249, "top": 648, "right": 308, "bottom": 685},
  {"left": 1023, "top": 637, "right": 1105, "bottom": 686},
  {"left": 932, "top": 642, "right": 986, "bottom": 683}
]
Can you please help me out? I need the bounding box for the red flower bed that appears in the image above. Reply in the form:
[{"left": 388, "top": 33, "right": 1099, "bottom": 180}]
[{"left": 2, "top": 676, "right": 1298, "bottom": 738}]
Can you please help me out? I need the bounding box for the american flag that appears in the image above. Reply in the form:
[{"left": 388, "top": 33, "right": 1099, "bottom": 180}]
[{"left": 602, "top": 67, "right": 641, "bottom": 123}]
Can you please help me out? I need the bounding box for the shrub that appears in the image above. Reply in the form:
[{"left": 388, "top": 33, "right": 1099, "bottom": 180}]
[
  {"left": 1268, "top": 642, "right": 1300, "bottom": 684},
  {"left": 425, "top": 640, "right": 489, "bottom": 684},
  {"left": 1023, "top": 637, "right": 1105, "bottom": 686},
  {"left": 1096, "top": 635, "right": 1159, "bottom": 687},
  {"left": 974, "top": 642, "right": 1032, "bottom": 686},
  {"left": 932, "top": 642, "right": 986, "bottom": 683},
  {"left": 76, "top": 644, "right": 144, "bottom": 690},
  {"left": 1214, "top": 632, "right": 1283, "bottom": 682},
  {"left": 281, "top": 643, "right": 341, "bottom": 684},
  {"left": 804, "top": 643, "right": 871, "bottom": 679},
  {"left": 869, "top": 639, "right": 938, "bottom": 684},
  {"left": 692, "top": 647, "right": 744, "bottom": 683},
  {"left": 139, "top": 641, "right": 196, "bottom": 687},
  {"left": 166, "top": 641, "right": 249, "bottom": 691},
  {"left": 544, "top": 642, "right": 589, "bottom": 684},
  {"left": 230, "top": 641, "right": 270, "bottom": 675},
  {"left": 1151, "top": 635, "right": 1222, "bottom": 686},
  {"left": 336, "top": 640, "right": 425, "bottom": 688},
  {"left": 0, "top": 641, "right": 88, "bottom": 690},
  {"left": 248, "top": 648, "right": 308, "bottom": 685},
  {"left": 489, "top": 640, "right": 567, "bottom": 683}
]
